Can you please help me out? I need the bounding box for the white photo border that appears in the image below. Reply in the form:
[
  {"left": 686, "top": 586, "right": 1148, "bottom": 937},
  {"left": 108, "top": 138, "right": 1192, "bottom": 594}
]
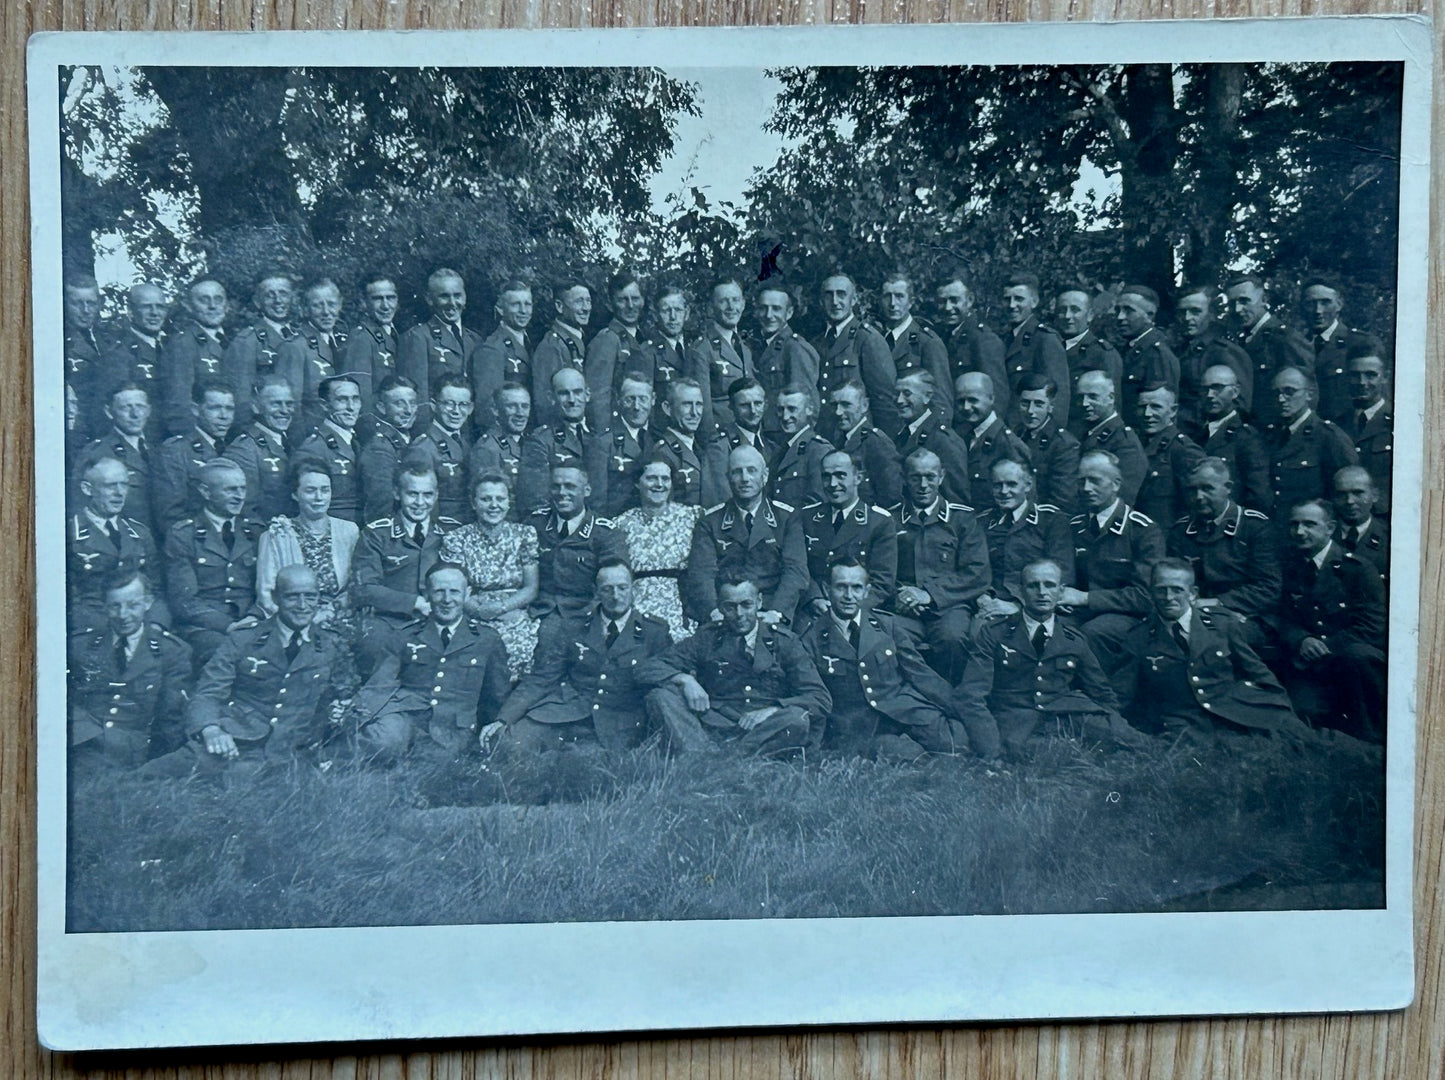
[{"left": 30, "top": 17, "right": 1430, "bottom": 1050}]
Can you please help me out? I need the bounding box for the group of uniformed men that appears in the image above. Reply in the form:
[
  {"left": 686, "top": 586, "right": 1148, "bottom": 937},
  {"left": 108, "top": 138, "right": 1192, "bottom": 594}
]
[{"left": 62, "top": 263, "right": 1393, "bottom": 775}]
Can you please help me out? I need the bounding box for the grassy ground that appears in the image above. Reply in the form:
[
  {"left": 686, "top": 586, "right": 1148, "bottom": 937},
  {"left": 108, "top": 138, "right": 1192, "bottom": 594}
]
[{"left": 66, "top": 731, "right": 1386, "bottom": 933}]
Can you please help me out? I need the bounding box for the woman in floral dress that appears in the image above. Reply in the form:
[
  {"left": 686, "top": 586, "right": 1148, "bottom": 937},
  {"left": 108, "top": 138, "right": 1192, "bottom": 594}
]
[
  {"left": 438, "top": 472, "right": 540, "bottom": 677},
  {"left": 614, "top": 454, "right": 703, "bottom": 641},
  {"left": 256, "top": 457, "right": 360, "bottom": 644}
]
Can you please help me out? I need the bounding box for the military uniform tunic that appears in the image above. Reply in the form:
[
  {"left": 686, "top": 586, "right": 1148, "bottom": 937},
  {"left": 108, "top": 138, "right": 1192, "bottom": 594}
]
[
  {"left": 813, "top": 318, "right": 899, "bottom": 435},
  {"left": 164, "top": 514, "right": 264, "bottom": 656},
  {"left": 186, "top": 617, "right": 356, "bottom": 762},
  {"left": 1014, "top": 418, "right": 1080, "bottom": 514},
  {"left": 68, "top": 621, "right": 192, "bottom": 768},
  {"left": 768, "top": 426, "right": 834, "bottom": 508},
  {"left": 1201, "top": 411, "right": 1272, "bottom": 514},
  {"left": 1078, "top": 413, "right": 1148, "bottom": 507},
  {"left": 1135, "top": 425, "right": 1207, "bottom": 530},
  {"left": 1268, "top": 410, "right": 1358, "bottom": 520},
  {"left": 408, "top": 421, "right": 472, "bottom": 523},
  {"left": 226, "top": 422, "right": 292, "bottom": 521},
  {"left": 894, "top": 409, "right": 971, "bottom": 506},
  {"left": 277, "top": 322, "right": 349, "bottom": 436},
  {"left": 515, "top": 420, "right": 609, "bottom": 518},
  {"left": 398, "top": 315, "right": 483, "bottom": 411},
  {"left": 682, "top": 498, "right": 809, "bottom": 624},
  {"left": 472, "top": 324, "right": 529, "bottom": 433},
  {"left": 798, "top": 501, "right": 898, "bottom": 609},
  {"left": 529, "top": 508, "right": 628, "bottom": 621},
  {"left": 73, "top": 430, "right": 156, "bottom": 534},
  {"left": 753, "top": 325, "right": 821, "bottom": 440},
  {"left": 1003, "top": 316, "right": 1071, "bottom": 430},
  {"left": 67, "top": 512, "right": 160, "bottom": 631},
  {"left": 883, "top": 319, "right": 953, "bottom": 428},
  {"left": 959, "top": 414, "right": 1031, "bottom": 511},
  {"left": 583, "top": 318, "right": 643, "bottom": 432},
  {"left": 983, "top": 501, "right": 1075, "bottom": 603},
  {"left": 158, "top": 319, "right": 227, "bottom": 437},
  {"left": 223, "top": 319, "right": 295, "bottom": 423},
  {"left": 1167, "top": 502, "right": 1280, "bottom": 618},
  {"left": 528, "top": 320, "right": 587, "bottom": 431},
  {"left": 153, "top": 426, "right": 227, "bottom": 531},
  {"left": 944, "top": 320, "right": 1009, "bottom": 420},
  {"left": 839, "top": 421, "right": 902, "bottom": 510},
  {"left": 297, "top": 422, "right": 361, "bottom": 523},
  {"left": 689, "top": 321, "right": 755, "bottom": 434},
  {"left": 1117, "top": 326, "right": 1180, "bottom": 425},
  {"left": 356, "top": 419, "right": 414, "bottom": 524}
]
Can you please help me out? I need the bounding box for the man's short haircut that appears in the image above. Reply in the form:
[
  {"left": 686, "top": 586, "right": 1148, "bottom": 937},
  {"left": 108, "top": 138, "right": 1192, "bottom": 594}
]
[
  {"left": 127, "top": 281, "right": 166, "bottom": 306},
  {"left": 1188, "top": 457, "right": 1233, "bottom": 485},
  {"left": 989, "top": 455, "right": 1032, "bottom": 478},
  {"left": 1345, "top": 336, "right": 1388, "bottom": 364},
  {"left": 1079, "top": 448, "right": 1122, "bottom": 477},
  {"left": 827, "top": 554, "right": 869, "bottom": 581},
  {"left": 609, "top": 270, "right": 641, "bottom": 298},
  {"left": 553, "top": 275, "right": 589, "bottom": 297},
  {"left": 198, "top": 457, "right": 246, "bottom": 485},
  {"left": 66, "top": 274, "right": 101, "bottom": 292},
  {"left": 936, "top": 266, "right": 971, "bottom": 292},
  {"left": 898, "top": 368, "right": 935, "bottom": 394},
  {"left": 82, "top": 455, "right": 127, "bottom": 484},
  {"left": 833, "top": 379, "right": 869, "bottom": 402},
  {"left": 496, "top": 380, "right": 531, "bottom": 402},
  {"left": 716, "top": 569, "right": 760, "bottom": 595},
  {"left": 376, "top": 373, "right": 419, "bottom": 397},
  {"left": 711, "top": 274, "right": 745, "bottom": 295},
  {"left": 618, "top": 370, "right": 654, "bottom": 394},
  {"left": 1002, "top": 269, "right": 1041, "bottom": 294},
  {"left": 596, "top": 556, "right": 633, "bottom": 579},
  {"left": 1293, "top": 497, "right": 1337, "bottom": 522},
  {"left": 1138, "top": 381, "right": 1177, "bottom": 404},
  {"left": 956, "top": 370, "right": 995, "bottom": 396},
  {"left": 193, "top": 377, "right": 235, "bottom": 405},
  {"left": 1176, "top": 282, "right": 1217, "bottom": 303},
  {"left": 550, "top": 461, "right": 588, "bottom": 480},
  {"left": 654, "top": 282, "right": 688, "bottom": 305},
  {"left": 497, "top": 278, "right": 531, "bottom": 296},
  {"left": 395, "top": 460, "right": 438, "bottom": 488},
  {"left": 360, "top": 270, "right": 397, "bottom": 291},
  {"left": 427, "top": 267, "right": 465, "bottom": 293},
  {"left": 1120, "top": 284, "right": 1160, "bottom": 309},
  {"left": 778, "top": 383, "right": 820, "bottom": 416},
  {"left": 320, "top": 374, "right": 362, "bottom": 401},
  {"left": 1272, "top": 365, "right": 1317, "bottom": 393},
  {"left": 728, "top": 376, "right": 764, "bottom": 399},
  {"left": 433, "top": 372, "right": 473, "bottom": 399},
  {"left": 1334, "top": 464, "right": 1377, "bottom": 492},
  {"left": 424, "top": 561, "right": 470, "bottom": 587},
  {"left": 1151, "top": 556, "right": 1197, "bottom": 585},
  {"left": 1300, "top": 274, "right": 1343, "bottom": 295},
  {"left": 287, "top": 454, "right": 334, "bottom": 490},
  {"left": 821, "top": 448, "right": 861, "bottom": 473},
  {"left": 107, "top": 381, "right": 150, "bottom": 404},
  {"left": 101, "top": 566, "right": 154, "bottom": 598},
  {"left": 1016, "top": 372, "right": 1058, "bottom": 399},
  {"left": 186, "top": 275, "right": 225, "bottom": 295},
  {"left": 820, "top": 270, "right": 856, "bottom": 291},
  {"left": 1076, "top": 369, "right": 1115, "bottom": 394},
  {"left": 667, "top": 376, "right": 704, "bottom": 402},
  {"left": 1020, "top": 557, "right": 1065, "bottom": 582},
  {"left": 756, "top": 282, "right": 796, "bottom": 306},
  {"left": 304, "top": 276, "right": 341, "bottom": 299},
  {"left": 880, "top": 270, "right": 913, "bottom": 292},
  {"left": 904, "top": 448, "right": 942, "bottom": 472},
  {"left": 1224, "top": 272, "right": 1266, "bottom": 292}
]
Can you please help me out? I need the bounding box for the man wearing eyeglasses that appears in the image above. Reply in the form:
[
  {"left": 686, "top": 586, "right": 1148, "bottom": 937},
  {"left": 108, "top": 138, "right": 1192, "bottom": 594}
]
[{"left": 1268, "top": 366, "right": 1358, "bottom": 531}]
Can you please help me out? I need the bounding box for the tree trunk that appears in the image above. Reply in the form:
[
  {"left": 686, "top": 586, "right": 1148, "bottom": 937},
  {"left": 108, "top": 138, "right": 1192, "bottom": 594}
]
[
  {"left": 1114, "top": 65, "right": 1179, "bottom": 296},
  {"left": 1185, "top": 63, "right": 1244, "bottom": 287}
]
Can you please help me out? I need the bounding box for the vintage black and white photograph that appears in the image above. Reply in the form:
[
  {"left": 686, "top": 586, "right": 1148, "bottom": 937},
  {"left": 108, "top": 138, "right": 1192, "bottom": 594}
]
[{"left": 31, "top": 21, "right": 1427, "bottom": 1049}]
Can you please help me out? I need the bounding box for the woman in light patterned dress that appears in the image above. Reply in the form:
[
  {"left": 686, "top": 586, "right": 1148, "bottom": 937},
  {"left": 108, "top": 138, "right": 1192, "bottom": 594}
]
[
  {"left": 256, "top": 457, "right": 360, "bottom": 645},
  {"left": 438, "top": 472, "right": 541, "bottom": 677},
  {"left": 614, "top": 454, "right": 703, "bottom": 641}
]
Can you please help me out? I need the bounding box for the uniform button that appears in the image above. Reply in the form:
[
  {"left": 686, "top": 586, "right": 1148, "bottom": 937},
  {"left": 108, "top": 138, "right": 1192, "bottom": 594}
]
[
  {"left": 430, "top": 698, "right": 438, "bottom": 706},
  {"left": 861, "top": 675, "right": 869, "bottom": 682},
  {"left": 593, "top": 704, "right": 600, "bottom": 711},
  {"left": 279, "top": 687, "right": 287, "bottom": 694},
  {"left": 1191, "top": 676, "right": 1199, "bottom": 683},
  {"left": 104, "top": 720, "right": 114, "bottom": 728},
  {"left": 439, "top": 656, "right": 447, "bottom": 664},
  {"left": 744, "top": 685, "right": 752, "bottom": 692},
  {"left": 433, "top": 686, "right": 442, "bottom": 693},
  {"left": 599, "top": 673, "right": 606, "bottom": 681},
  {"left": 271, "top": 717, "right": 279, "bottom": 724},
  {"left": 436, "top": 671, "right": 445, "bottom": 679}
]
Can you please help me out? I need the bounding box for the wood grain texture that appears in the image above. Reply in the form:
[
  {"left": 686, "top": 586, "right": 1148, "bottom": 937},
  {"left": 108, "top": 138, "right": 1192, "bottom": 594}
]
[{"left": 4, "top": 1, "right": 1437, "bottom": 1075}]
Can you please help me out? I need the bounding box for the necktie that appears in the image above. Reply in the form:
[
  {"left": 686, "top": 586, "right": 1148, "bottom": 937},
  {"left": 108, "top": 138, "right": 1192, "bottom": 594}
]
[
  {"left": 729, "top": 332, "right": 741, "bottom": 357},
  {"left": 412, "top": 522, "right": 425, "bottom": 545},
  {"left": 220, "top": 519, "right": 235, "bottom": 549},
  {"left": 1303, "top": 558, "right": 1319, "bottom": 588},
  {"left": 439, "top": 626, "right": 452, "bottom": 650},
  {"left": 104, "top": 519, "right": 121, "bottom": 547},
  {"left": 605, "top": 620, "right": 620, "bottom": 650},
  {"left": 848, "top": 620, "right": 861, "bottom": 652},
  {"left": 1031, "top": 623, "right": 1048, "bottom": 657},
  {"left": 1343, "top": 526, "right": 1359, "bottom": 551},
  {"left": 1355, "top": 410, "right": 1369, "bottom": 437},
  {"left": 1087, "top": 516, "right": 1101, "bottom": 538},
  {"left": 744, "top": 512, "right": 755, "bottom": 534},
  {"left": 1198, "top": 518, "right": 1216, "bottom": 538},
  {"left": 742, "top": 635, "right": 754, "bottom": 662},
  {"left": 114, "top": 636, "right": 129, "bottom": 673},
  {"left": 1171, "top": 623, "right": 1189, "bottom": 654},
  {"left": 832, "top": 510, "right": 845, "bottom": 530},
  {"left": 557, "top": 519, "right": 568, "bottom": 539},
  {"left": 285, "top": 632, "right": 302, "bottom": 664},
  {"left": 1315, "top": 334, "right": 1328, "bottom": 352},
  {"left": 826, "top": 326, "right": 837, "bottom": 345}
]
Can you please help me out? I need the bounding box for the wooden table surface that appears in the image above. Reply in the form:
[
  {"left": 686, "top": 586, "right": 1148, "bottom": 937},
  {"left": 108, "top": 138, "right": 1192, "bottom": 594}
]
[{"left": 4, "top": 1, "right": 1438, "bottom": 1076}]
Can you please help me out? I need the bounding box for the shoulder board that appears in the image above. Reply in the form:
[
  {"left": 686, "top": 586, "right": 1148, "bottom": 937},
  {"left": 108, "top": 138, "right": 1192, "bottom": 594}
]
[
  {"left": 438, "top": 516, "right": 463, "bottom": 527},
  {"left": 1036, "top": 322, "right": 1061, "bottom": 336},
  {"left": 156, "top": 627, "right": 188, "bottom": 646},
  {"left": 704, "top": 503, "right": 726, "bottom": 515},
  {"left": 870, "top": 505, "right": 892, "bottom": 518},
  {"left": 162, "top": 434, "right": 186, "bottom": 446},
  {"left": 1060, "top": 624, "right": 1084, "bottom": 640},
  {"left": 593, "top": 516, "right": 615, "bottom": 529},
  {"left": 801, "top": 500, "right": 824, "bottom": 510},
  {"left": 637, "top": 611, "right": 669, "bottom": 630},
  {"left": 1126, "top": 510, "right": 1155, "bottom": 527},
  {"left": 1070, "top": 514, "right": 1087, "bottom": 526},
  {"left": 401, "top": 616, "right": 429, "bottom": 630},
  {"left": 1036, "top": 503, "right": 1061, "bottom": 514},
  {"left": 772, "top": 501, "right": 795, "bottom": 513},
  {"left": 467, "top": 618, "right": 483, "bottom": 632},
  {"left": 946, "top": 502, "right": 974, "bottom": 513},
  {"left": 528, "top": 507, "right": 550, "bottom": 519},
  {"left": 1242, "top": 508, "right": 1269, "bottom": 520},
  {"left": 366, "top": 517, "right": 393, "bottom": 529}
]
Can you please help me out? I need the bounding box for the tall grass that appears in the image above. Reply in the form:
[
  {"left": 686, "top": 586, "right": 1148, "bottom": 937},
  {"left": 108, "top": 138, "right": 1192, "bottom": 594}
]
[{"left": 66, "top": 733, "right": 1385, "bottom": 933}]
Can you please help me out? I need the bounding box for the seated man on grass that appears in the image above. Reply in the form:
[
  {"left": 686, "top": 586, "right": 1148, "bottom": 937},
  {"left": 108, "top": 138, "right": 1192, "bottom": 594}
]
[
  {"left": 639, "top": 571, "right": 830, "bottom": 755},
  {"left": 959, "top": 558, "right": 1140, "bottom": 759},
  {"left": 492, "top": 558, "right": 672, "bottom": 753},
  {"left": 800, "top": 557, "right": 977, "bottom": 760}
]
